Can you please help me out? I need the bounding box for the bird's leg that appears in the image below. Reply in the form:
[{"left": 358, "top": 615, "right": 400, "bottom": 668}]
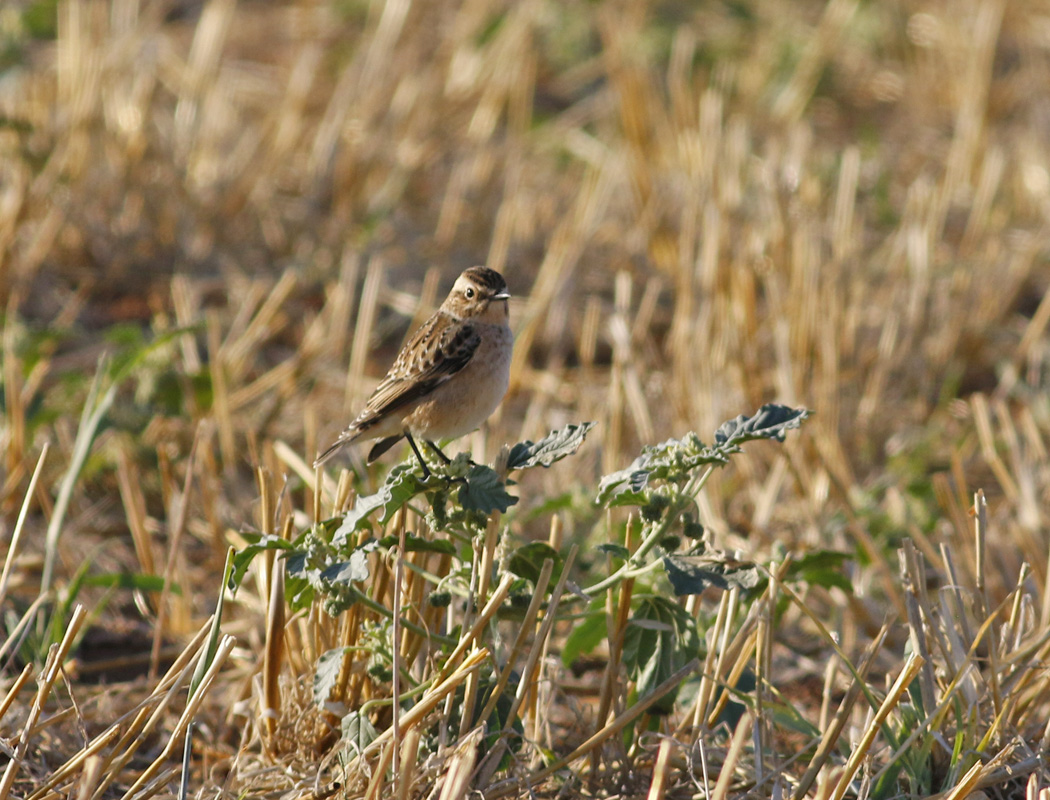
[
  {"left": 426, "top": 440, "right": 479, "bottom": 470},
  {"left": 404, "top": 432, "right": 432, "bottom": 480},
  {"left": 424, "top": 440, "right": 452, "bottom": 464}
]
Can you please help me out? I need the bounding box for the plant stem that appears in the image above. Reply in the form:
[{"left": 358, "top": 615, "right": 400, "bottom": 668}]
[
  {"left": 577, "top": 464, "right": 717, "bottom": 601},
  {"left": 350, "top": 588, "right": 457, "bottom": 647}
]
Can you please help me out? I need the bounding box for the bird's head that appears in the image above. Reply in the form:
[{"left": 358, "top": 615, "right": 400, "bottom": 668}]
[{"left": 444, "top": 266, "right": 511, "bottom": 321}]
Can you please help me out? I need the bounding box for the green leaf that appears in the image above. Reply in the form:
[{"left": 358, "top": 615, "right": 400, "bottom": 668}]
[
  {"left": 342, "top": 710, "right": 379, "bottom": 753},
  {"left": 190, "top": 548, "right": 235, "bottom": 700},
  {"left": 314, "top": 647, "right": 349, "bottom": 708},
  {"left": 622, "top": 596, "right": 701, "bottom": 713},
  {"left": 713, "top": 404, "right": 811, "bottom": 449},
  {"left": 595, "top": 543, "right": 630, "bottom": 560},
  {"left": 377, "top": 533, "right": 457, "bottom": 555},
  {"left": 107, "top": 324, "right": 200, "bottom": 386},
  {"left": 596, "top": 464, "right": 656, "bottom": 506},
  {"left": 333, "top": 465, "right": 424, "bottom": 544},
  {"left": 230, "top": 534, "right": 296, "bottom": 590},
  {"left": 604, "top": 489, "right": 649, "bottom": 508},
  {"left": 507, "top": 542, "right": 563, "bottom": 584},
  {"left": 478, "top": 679, "right": 525, "bottom": 766},
  {"left": 83, "top": 572, "right": 173, "bottom": 593},
  {"left": 872, "top": 761, "right": 906, "bottom": 800},
  {"left": 320, "top": 549, "right": 371, "bottom": 584},
  {"left": 285, "top": 574, "right": 315, "bottom": 611},
  {"left": 786, "top": 550, "right": 852, "bottom": 593},
  {"left": 438, "top": 676, "right": 525, "bottom": 767},
  {"left": 597, "top": 407, "right": 810, "bottom": 510},
  {"left": 507, "top": 422, "right": 596, "bottom": 470},
  {"left": 765, "top": 698, "right": 821, "bottom": 739},
  {"left": 561, "top": 604, "right": 607, "bottom": 666},
  {"left": 662, "top": 554, "right": 762, "bottom": 595},
  {"left": 285, "top": 550, "right": 311, "bottom": 580},
  {"left": 596, "top": 433, "right": 726, "bottom": 506},
  {"left": 23, "top": 0, "right": 60, "bottom": 39},
  {"left": 41, "top": 356, "right": 114, "bottom": 596},
  {"left": 519, "top": 491, "right": 579, "bottom": 519},
  {"left": 287, "top": 537, "right": 380, "bottom": 616},
  {"left": 458, "top": 464, "right": 518, "bottom": 513}
]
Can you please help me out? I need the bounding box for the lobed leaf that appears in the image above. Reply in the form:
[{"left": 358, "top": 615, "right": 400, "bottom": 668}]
[
  {"left": 596, "top": 433, "right": 725, "bottom": 506},
  {"left": 314, "top": 647, "right": 349, "bottom": 708},
  {"left": 597, "top": 406, "right": 810, "bottom": 508},
  {"left": 458, "top": 464, "right": 519, "bottom": 513},
  {"left": 285, "top": 574, "right": 315, "bottom": 611},
  {"left": 595, "top": 461, "right": 653, "bottom": 506},
  {"left": 507, "top": 422, "right": 596, "bottom": 471},
  {"left": 713, "top": 404, "right": 811, "bottom": 449},
  {"left": 319, "top": 549, "right": 371, "bottom": 585},
  {"left": 342, "top": 710, "right": 379, "bottom": 754},
  {"left": 595, "top": 543, "right": 630, "bottom": 560},
  {"left": 507, "top": 541, "right": 563, "bottom": 584},
  {"left": 662, "top": 553, "right": 762, "bottom": 595},
  {"left": 622, "top": 595, "right": 701, "bottom": 713},
  {"left": 333, "top": 465, "right": 423, "bottom": 544}
]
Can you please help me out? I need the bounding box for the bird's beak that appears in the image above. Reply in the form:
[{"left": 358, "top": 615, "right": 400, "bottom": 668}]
[{"left": 492, "top": 291, "right": 511, "bottom": 300}]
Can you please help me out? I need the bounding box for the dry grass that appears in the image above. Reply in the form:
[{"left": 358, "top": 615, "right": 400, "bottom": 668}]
[{"left": 3, "top": 0, "right": 1050, "bottom": 797}]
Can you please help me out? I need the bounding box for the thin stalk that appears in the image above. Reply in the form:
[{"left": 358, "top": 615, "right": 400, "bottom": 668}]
[{"left": 581, "top": 465, "right": 716, "bottom": 600}]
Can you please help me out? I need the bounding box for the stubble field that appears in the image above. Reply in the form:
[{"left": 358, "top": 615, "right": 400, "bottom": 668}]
[{"left": 2, "top": 0, "right": 1050, "bottom": 798}]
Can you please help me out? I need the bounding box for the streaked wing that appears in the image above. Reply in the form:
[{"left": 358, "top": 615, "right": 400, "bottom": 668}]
[{"left": 350, "top": 314, "right": 480, "bottom": 432}]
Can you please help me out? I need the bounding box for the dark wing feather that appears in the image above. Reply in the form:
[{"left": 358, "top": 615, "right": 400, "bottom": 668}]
[
  {"left": 367, "top": 435, "right": 404, "bottom": 462},
  {"left": 350, "top": 315, "right": 480, "bottom": 433}
]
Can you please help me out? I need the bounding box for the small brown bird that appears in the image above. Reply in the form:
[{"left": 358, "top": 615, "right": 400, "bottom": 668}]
[{"left": 315, "top": 266, "right": 513, "bottom": 477}]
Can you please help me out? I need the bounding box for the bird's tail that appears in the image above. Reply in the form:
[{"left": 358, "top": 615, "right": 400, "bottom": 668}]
[{"left": 313, "top": 430, "right": 358, "bottom": 468}]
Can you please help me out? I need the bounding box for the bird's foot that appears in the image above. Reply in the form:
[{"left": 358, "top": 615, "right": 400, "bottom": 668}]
[{"left": 423, "top": 440, "right": 454, "bottom": 465}]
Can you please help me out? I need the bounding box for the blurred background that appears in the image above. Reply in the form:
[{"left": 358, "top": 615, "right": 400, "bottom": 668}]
[
  {"left": 2, "top": 0, "right": 1050, "bottom": 788},
  {"left": 4, "top": 0, "right": 1048, "bottom": 545}
]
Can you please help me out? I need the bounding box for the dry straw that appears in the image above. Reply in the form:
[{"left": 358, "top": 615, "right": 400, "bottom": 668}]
[{"left": 3, "top": 0, "right": 1050, "bottom": 796}]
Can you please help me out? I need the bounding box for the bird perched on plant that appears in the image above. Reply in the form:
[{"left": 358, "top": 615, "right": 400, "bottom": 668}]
[{"left": 315, "top": 266, "right": 513, "bottom": 478}]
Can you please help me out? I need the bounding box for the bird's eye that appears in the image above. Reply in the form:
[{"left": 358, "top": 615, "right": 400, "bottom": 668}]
[{"left": 465, "top": 287, "right": 475, "bottom": 299}]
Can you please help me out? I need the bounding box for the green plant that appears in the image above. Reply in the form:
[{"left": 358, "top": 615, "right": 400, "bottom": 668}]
[{"left": 234, "top": 405, "right": 811, "bottom": 788}]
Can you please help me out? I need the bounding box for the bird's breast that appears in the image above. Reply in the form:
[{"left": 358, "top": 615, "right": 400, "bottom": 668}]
[{"left": 404, "top": 322, "right": 512, "bottom": 440}]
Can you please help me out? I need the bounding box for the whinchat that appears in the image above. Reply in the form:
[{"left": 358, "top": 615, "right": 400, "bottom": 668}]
[{"left": 315, "top": 266, "right": 513, "bottom": 477}]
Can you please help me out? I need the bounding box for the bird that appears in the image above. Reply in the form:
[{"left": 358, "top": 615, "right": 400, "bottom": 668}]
[{"left": 314, "top": 266, "right": 513, "bottom": 479}]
